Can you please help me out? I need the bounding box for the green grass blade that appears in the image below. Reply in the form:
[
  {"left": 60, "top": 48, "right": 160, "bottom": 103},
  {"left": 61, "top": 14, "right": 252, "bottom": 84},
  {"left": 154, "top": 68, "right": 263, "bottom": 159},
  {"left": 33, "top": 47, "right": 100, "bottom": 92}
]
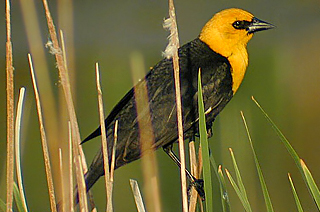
[
  {"left": 228, "top": 148, "right": 249, "bottom": 202},
  {"left": 225, "top": 169, "right": 252, "bottom": 212},
  {"left": 252, "top": 97, "right": 320, "bottom": 208},
  {"left": 13, "top": 182, "right": 26, "bottom": 212},
  {"left": 227, "top": 149, "right": 252, "bottom": 211},
  {"left": 241, "top": 111, "right": 274, "bottom": 212},
  {"left": 0, "top": 198, "right": 5, "bottom": 212},
  {"left": 209, "top": 151, "right": 218, "bottom": 173},
  {"left": 251, "top": 97, "right": 301, "bottom": 171},
  {"left": 210, "top": 152, "right": 231, "bottom": 212},
  {"left": 301, "top": 160, "right": 320, "bottom": 209},
  {"left": 288, "top": 173, "right": 304, "bottom": 212},
  {"left": 198, "top": 69, "right": 213, "bottom": 211},
  {"left": 218, "top": 165, "right": 231, "bottom": 212}
]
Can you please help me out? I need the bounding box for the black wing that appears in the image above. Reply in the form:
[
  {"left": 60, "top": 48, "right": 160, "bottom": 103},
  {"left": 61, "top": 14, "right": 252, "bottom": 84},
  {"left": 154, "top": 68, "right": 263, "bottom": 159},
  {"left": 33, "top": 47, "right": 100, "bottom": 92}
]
[{"left": 82, "top": 38, "right": 233, "bottom": 169}]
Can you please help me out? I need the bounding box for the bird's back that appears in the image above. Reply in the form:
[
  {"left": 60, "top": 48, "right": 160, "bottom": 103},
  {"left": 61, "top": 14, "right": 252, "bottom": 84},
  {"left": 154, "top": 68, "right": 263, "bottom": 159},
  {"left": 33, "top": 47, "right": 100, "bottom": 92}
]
[{"left": 83, "top": 38, "right": 233, "bottom": 191}]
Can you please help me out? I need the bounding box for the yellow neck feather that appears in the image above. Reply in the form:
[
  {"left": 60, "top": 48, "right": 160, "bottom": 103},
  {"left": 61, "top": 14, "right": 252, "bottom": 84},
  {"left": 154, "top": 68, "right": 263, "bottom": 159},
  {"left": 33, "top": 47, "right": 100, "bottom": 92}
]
[
  {"left": 228, "top": 45, "right": 249, "bottom": 93},
  {"left": 199, "top": 32, "right": 250, "bottom": 94}
]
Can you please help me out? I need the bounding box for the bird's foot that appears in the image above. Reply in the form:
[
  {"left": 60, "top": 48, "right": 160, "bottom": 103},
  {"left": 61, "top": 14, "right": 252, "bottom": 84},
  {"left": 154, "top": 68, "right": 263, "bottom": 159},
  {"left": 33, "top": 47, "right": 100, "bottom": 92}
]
[{"left": 188, "top": 178, "right": 205, "bottom": 201}]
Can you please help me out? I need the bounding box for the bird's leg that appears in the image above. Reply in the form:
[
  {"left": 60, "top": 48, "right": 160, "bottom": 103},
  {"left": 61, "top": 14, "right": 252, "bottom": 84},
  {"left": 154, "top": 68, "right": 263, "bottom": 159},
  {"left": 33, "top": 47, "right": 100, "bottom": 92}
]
[
  {"left": 163, "top": 144, "right": 194, "bottom": 179},
  {"left": 163, "top": 144, "right": 205, "bottom": 200}
]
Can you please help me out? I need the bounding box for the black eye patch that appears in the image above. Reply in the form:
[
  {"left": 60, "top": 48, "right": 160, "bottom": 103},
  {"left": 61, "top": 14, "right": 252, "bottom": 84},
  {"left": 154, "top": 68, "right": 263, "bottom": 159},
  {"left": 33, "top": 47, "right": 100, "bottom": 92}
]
[{"left": 232, "top": 20, "right": 251, "bottom": 30}]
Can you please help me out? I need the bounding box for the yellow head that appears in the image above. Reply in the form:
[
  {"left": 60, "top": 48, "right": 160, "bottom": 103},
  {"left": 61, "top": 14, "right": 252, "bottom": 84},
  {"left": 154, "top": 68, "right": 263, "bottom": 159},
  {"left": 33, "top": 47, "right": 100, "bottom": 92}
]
[{"left": 199, "top": 8, "right": 274, "bottom": 93}]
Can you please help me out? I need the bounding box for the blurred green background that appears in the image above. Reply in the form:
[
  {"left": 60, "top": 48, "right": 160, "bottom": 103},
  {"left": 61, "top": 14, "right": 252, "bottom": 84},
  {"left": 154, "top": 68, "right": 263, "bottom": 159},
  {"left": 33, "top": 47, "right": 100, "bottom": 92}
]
[{"left": 1, "top": 0, "right": 320, "bottom": 211}]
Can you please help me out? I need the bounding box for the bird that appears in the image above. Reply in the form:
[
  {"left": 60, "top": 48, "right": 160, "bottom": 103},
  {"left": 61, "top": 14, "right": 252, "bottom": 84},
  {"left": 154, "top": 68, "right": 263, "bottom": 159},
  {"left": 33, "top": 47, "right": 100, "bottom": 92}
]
[{"left": 80, "top": 8, "right": 274, "bottom": 200}]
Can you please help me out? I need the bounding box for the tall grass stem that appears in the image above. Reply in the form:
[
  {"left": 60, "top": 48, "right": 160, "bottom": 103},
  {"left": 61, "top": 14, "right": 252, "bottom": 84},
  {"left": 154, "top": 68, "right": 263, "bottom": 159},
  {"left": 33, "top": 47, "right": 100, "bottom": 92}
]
[
  {"left": 29, "top": 54, "right": 57, "bottom": 212},
  {"left": 14, "top": 88, "right": 28, "bottom": 212},
  {"left": 5, "top": 0, "right": 15, "bottom": 210}
]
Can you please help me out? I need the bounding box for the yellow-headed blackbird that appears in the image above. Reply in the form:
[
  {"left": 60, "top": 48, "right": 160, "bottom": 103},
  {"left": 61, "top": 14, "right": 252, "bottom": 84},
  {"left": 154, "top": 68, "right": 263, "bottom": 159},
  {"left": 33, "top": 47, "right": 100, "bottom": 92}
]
[{"left": 81, "top": 8, "right": 274, "bottom": 197}]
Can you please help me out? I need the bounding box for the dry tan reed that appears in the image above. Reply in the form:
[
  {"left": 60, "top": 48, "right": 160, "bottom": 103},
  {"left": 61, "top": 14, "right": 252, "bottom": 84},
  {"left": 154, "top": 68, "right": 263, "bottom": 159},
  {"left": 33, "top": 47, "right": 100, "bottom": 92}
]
[
  {"left": 188, "top": 141, "right": 198, "bottom": 212},
  {"left": 58, "top": 149, "right": 65, "bottom": 212},
  {"left": 68, "top": 122, "right": 74, "bottom": 212},
  {"left": 110, "top": 120, "right": 118, "bottom": 183},
  {"left": 5, "top": 0, "right": 14, "bottom": 211},
  {"left": 78, "top": 146, "right": 95, "bottom": 211},
  {"left": 167, "top": 0, "right": 188, "bottom": 211},
  {"left": 130, "top": 179, "right": 146, "bottom": 212},
  {"left": 41, "top": 0, "right": 88, "bottom": 210},
  {"left": 130, "top": 52, "right": 162, "bottom": 212},
  {"left": 29, "top": 54, "right": 57, "bottom": 212},
  {"left": 95, "top": 63, "right": 113, "bottom": 212},
  {"left": 19, "top": 0, "right": 61, "bottom": 193},
  {"left": 76, "top": 155, "right": 88, "bottom": 212}
]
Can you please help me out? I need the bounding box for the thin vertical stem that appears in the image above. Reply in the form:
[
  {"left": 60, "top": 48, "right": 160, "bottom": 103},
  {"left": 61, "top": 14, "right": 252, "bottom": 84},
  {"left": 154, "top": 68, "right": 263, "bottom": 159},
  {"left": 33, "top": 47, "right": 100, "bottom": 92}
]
[
  {"left": 95, "top": 63, "right": 112, "bottom": 212},
  {"left": 168, "top": 0, "right": 188, "bottom": 211},
  {"left": 78, "top": 146, "right": 94, "bottom": 211},
  {"left": 59, "top": 149, "right": 65, "bottom": 212},
  {"left": 188, "top": 141, "right": 198, "bottom": 212},
  {"left": 130, "top": 52, "right": 162, "bottom": 212},
  {"left": 14, "top": 88, "right": 28, "bottom": 212},
  {"left": 68, "top": 122, "right": 74, "bottom": 212},
  {"left": 6, "top": 0, "right": 14, "bottom": 211},
  {"left": 41, "top": 0, "right": 86, "bottom": 209},
  {"left": 76, "top": 155, "right": 88, "bottom": 212},
  {"left": 29, "top": 54, "right": 57, "bottom": 212},
  {"left": 110, "top": 120, "right": 118, "bottom": 182}
]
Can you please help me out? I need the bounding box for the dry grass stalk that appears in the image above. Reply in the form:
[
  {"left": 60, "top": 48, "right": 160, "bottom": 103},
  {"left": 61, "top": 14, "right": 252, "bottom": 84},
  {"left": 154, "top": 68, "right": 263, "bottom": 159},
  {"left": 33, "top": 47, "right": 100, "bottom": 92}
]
[
  {"left": 108, "top": 119, "right": 119, "bottom": 209},
  {"left": 19, "top": 0, "right": 61, "bottom": 195},
  {"left": 14, "top": 87, "right": 28, "bottom": 212},
  {"left": 41, "top": 0, "right": 87, "bottom": 209},
  {"left": 95, "top": 63, "right": 113, "bottom": 212},
  {"left": 78, "top": 145, "right": 96, "bottom": 211},
  {"left": 57, "top": 0, "right": 76, "bottom": 96},
  {"left": 129, "top": 179, "right": 146, "bottom": 212},
  {"left": 130, "top": 52, "right": 162, "bottom": 212},
  {"left": 110, "top": 120, "right": 118, "bottom": 182},
  {"left": 58, "top": 28, "right": 74, "bottom": 198},
  {"left": 59, "top": 148, "right": 65, "bottom": 212},
  {"left": 188, "top": 142, "right": 203, "bottom": 212},
  {"left": 188, "top": 141, "right": 198, "bottom": 212},
  {"left": 76, "top": 155, "right": 88, "bottom": 212},
  {"left": 68, "top": 122, "right": 74, "bottom": 212},
  {"left": 61, "top": 30, "right": 92, "bottom": 211},
  {"left": 19, "top": 0, "right": 59, "bottom": 132},
  {"left": 189, "top": 141, "right": 198, "bottom": 180},
  {"left": 196, "top": 144, "right": 204, "bottom": 212},
  {"left": 59, "top": 30, "right": 68, "bottom": 211},
  {"left": 167, "top": 0, "right": 188, "bottom": 211},
  {"left": 19, "top": 0, "right": 58, "bottom": 120},
  {"left": 60, "top": 31, "right": 68, "bottom": 71},
  {"left": 6, "top": 0, "right": 15, "bottom": 211},
  {"left": 29, "top": 54, "right": 57, "bottom": 212}
]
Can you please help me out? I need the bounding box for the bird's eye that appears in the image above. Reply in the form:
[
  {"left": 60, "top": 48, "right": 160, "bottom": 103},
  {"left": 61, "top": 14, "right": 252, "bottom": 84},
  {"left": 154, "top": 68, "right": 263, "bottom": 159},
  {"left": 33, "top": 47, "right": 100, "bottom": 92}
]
[
  {"left": 234, "top": 21, "right": 241, "bottom": 27},
  {"left": 232, "top": 20, "right": 251, "bottom": 30}
]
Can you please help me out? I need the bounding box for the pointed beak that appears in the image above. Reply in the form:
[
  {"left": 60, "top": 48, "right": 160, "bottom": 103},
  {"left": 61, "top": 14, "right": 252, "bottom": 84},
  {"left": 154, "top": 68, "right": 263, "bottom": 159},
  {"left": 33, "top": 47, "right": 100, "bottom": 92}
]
[{"left": 247, "top": 17, "right": 275, "bottom": 34}]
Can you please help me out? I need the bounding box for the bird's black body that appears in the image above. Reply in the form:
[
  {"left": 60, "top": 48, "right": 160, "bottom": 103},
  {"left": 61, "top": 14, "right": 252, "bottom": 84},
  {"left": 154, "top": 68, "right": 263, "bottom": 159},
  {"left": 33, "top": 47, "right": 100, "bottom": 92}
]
[{"left": 82, "top": 38, "right": 233, "bottom": 192}]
